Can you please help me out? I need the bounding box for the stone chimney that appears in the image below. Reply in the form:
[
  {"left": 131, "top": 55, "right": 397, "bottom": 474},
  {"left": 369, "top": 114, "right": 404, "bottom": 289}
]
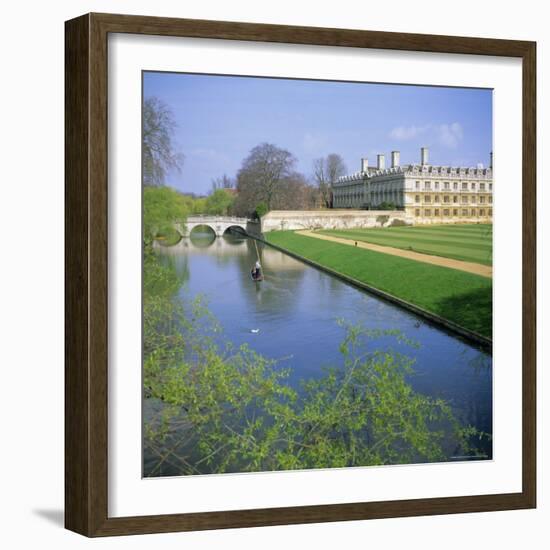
[
  {"left": 361, "top": 158, "right": 369, "bottom": 172},
  {"left": 391, "top": 151, "right": 400, "bottom": 168},
  {"left": 421, "top": 147, "right": 429, "bottom": 166},
  {"left": 377, "top": 154, "right": 385, "bottom": 170}
]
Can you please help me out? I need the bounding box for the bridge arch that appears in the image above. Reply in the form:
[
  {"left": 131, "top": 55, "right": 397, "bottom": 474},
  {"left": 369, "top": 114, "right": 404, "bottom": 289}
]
[
  {"left": 178, "top": 216, "right": 250, "bottom": 238},
  {"left": 188, "top": 223, "right": 217, "bottom": 237},
  {"left": 223, "top": 225, "right": 248, "bottom": 236}
]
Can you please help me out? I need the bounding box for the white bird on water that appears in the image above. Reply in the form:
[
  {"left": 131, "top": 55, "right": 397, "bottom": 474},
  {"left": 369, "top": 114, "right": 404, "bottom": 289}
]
[{"left": 250, "top": 328, "right": 260, "bottom": 334}]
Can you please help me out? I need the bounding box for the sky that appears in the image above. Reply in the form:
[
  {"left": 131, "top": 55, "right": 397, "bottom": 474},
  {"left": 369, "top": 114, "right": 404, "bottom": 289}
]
[{"left": 143, "top": 72, "right": 493, "bottom": 195}]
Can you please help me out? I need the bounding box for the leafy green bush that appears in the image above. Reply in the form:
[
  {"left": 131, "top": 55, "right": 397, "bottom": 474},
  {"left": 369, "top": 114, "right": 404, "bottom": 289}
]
[
  {"left": 254, "top": 201, "right": 269, "bottom": 219},
  {"left": 143, "top": 254, "right": 486, "bottom": 476},
  {"left": 143, "top": 186, "right": 190, "bottom": 244}
]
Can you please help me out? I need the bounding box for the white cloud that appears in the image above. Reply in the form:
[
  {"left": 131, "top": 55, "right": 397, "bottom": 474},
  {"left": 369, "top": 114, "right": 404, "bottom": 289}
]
[
  {"left": 437, "top": 122, "right": 463, "bottom": 149},
  {"left": 389, "top": 122, "right": 464, "bottom": 149},
  {"left": 389, "top": 125, "right": 429, "bottom": 140}
]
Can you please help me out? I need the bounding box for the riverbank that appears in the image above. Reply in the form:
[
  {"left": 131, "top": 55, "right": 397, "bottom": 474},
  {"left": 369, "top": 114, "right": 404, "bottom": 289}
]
[
  {"left": 297, "top": 230, "right": 492, "bottom": 278},
  {"left": 146, "top": 236, "right": 492, "bottom": 475},
  {"left": 263, "top": 231, "right": 492, "bottom": 342}
]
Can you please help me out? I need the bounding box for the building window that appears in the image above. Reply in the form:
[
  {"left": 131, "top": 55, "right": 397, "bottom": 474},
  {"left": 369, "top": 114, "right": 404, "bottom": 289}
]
[
  {"left": 435, "top": 209, "right": 440, "bottom": 216},
  {"left": 444, "top": 182, "right": 450, "bottom": 190},
  {"left": 424, "top": 181, "right": 430, "bottom": 190},
  {"left": 462, "top": 182, "right": 468, "bottom": 190},
  {"left": 434, "top": 195, "right": 440, "bottom": 203},
  {"left": 415, "top": 209, "right": 420, "bottom": 217},
  {"left": 444, "top": 195, "right": 450, "bottom": 203},
  {"left": 471, "top": 209, "right": 476, "bottom": 216},
  {"left": 479, "top": 196, "right": 485, "bottom": 203},
  {"left": 415, "top": 181, "right": 420, "bottom": 189},
  {"left": 424, "top": 195, "right": 431, "bottom": 203},
  {"left": 462, "top": 196, "right": 468, "bottom": 204},
  {"left": 471, "top": 182, "right": 476, "bottom": 190},
  {"left": 488, "top": 209, "right": 493, "bottom": 216},
  {"left": 435, "top": 182, "right": 440, "bottom": 190},
  {"left": 453, "top": 196, "right": 458, "bottom": 203},
  {"left": 453, "top": 182, "right": 458, "bottom": 190},
  {"left": 489, "top": 196, "right": 493, "bottom": 203},
  {"left": 453, "top": 209, "right": 458, "bottom": 216},
  {"left": 415, "top": 195, "right": 420, "bottom": 203},
  {"left": 480, "top": 209, "right": 485, "bottom": 216},
  {"left": 462, "top": 209, "right": 468, "bottom": 216},
  {"left": 425, "top": 209, "right": 431, "bottom": 217},
  {"left": 471, "top": 196, "right": 476, "bottom": 203},
  {"left": 443, "top": 209, "right": 450, "bottom": 216},
  {"left": 480, "top": 183, "right": 485, "bottom": 191},
  {"left": 489, "top": 183, "right": 493, "bottom": 191}
]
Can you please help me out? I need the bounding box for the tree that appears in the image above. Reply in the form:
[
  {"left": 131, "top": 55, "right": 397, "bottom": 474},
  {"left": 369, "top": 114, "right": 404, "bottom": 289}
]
[
  {"left": 143, "top": 96, "right": 184, "bottom": 186},
  {"left": 233, "top": 143, "right": 296, "bottom": 216},
  {"left": 313, "top": 153, "right": 347, "bottom": 208},
  {"left": 275, "top": 172, "right": 318, "bottom": 210},
  {"left": 142, "top": 257, "right": 486, "bottom": 477},
  {"left": 204, "top": 188, "right": 235, "bottom": 216},
  {"left": 143, "top": 186, "right": 190, "bottom": 244},
  {"left": 211, "top": 174, "right": 235, "bottom": 191}
]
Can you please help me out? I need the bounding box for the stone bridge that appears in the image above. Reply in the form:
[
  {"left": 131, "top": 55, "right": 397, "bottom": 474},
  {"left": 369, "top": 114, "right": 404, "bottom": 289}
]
[{"left": 175, "top": 216, "right": 252, "bottom": 237}]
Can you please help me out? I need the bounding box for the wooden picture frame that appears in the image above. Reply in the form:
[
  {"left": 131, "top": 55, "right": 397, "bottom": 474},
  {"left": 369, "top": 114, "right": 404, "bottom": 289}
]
[{"left": 65, "top": 12, "right": 536, "bottom": 537}]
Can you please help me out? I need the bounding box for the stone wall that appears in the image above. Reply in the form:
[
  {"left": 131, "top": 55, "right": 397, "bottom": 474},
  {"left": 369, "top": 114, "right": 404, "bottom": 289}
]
[
  {"left": 261, "top": 210, "right": 413, "bottom": 232},
  {"left": 410, "top": 215, "right": 492, "bottom": 225}
]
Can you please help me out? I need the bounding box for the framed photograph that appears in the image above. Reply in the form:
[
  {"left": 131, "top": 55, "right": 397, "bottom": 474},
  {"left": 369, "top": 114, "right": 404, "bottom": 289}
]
[{"left": 65, "top": 13, "right": 536, "bottom": 537}]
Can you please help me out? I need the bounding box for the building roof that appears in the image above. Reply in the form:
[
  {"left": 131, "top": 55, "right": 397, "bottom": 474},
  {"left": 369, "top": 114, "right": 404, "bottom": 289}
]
[{"left": 336, "top": 163, "right": 492, "bottom": 185}]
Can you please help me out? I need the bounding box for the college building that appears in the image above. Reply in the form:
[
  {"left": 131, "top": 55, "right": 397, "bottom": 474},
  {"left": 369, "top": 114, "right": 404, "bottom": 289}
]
[{"left": 331, "top": 147, "right": 493, "bottom": 223}]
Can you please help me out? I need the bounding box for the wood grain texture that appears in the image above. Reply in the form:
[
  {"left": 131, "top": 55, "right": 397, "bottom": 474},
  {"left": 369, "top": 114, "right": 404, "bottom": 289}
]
[
  {"left": 521, "top": 41, "right": 537, "bottom": 509},
  {"left": 65, "top": 14, "right": 91, "bottom": 535},
  {"left": 64, "top": 12, "right": 537, "bottom": 537}
]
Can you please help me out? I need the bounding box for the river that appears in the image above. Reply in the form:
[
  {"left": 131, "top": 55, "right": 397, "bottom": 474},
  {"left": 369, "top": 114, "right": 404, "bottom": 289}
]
[{"left": 151, "top": 231, "right": 492, "bottom": 470}]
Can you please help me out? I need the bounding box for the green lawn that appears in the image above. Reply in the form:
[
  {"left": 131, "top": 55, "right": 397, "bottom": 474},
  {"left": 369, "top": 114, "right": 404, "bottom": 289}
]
[
  {"left": 318, "top": 224, "right": 493, "bottom": 266},
  {"left": 265, "top": 231, "right": 492, "bottom": 338}
]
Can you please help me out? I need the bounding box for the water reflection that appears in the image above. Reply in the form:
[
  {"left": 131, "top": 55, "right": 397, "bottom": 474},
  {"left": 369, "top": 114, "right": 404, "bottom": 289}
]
[{"left": 155, "top": 234, "right": 492, "bottom": 454}]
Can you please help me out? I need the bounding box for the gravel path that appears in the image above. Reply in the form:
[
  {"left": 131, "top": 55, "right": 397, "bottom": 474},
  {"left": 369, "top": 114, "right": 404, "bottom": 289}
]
[{"left": 296, "top": 230, "right": 493, "bottom": 278}]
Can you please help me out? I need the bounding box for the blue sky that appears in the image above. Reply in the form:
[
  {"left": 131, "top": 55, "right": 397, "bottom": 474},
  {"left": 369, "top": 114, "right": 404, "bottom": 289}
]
[{"left": 143, "top": 72, "right": 492, "bottom": 195}]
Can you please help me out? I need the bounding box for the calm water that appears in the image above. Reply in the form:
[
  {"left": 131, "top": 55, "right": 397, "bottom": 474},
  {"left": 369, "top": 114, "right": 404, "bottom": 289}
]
[{"left": 153, "top": 232, "right": 492, "bottom": 461}]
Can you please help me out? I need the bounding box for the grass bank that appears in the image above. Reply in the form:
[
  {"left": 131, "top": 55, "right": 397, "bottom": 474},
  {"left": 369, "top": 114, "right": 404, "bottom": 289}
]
[
  {"left": 319, "top": 224, "right": 493, "bottom": 266},
  {"left": 264, "top": 231, "right": 492, "bottom": 339}
]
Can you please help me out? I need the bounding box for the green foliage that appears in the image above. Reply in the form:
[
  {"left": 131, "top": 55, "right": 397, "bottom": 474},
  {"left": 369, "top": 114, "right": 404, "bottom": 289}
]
[
  {"left": 265, "top": 231, "right": 493, "bottom": 337},
  {"left": 142, "top": 186, "right": 237, "bottom": 246},
  {"left": 143, "top": 186, "right": 190, "bottom": 244},
  {"left": 143, "top": 254, "right": 486, "bottom": 476},
  {"left": 377, "top": 201, "right": 397, "bottom": 211},
  {"left": 204, "top": 188, "right": 235, "bottom": 216},
  {"left": 255, "top": 202, "right": 269, "bottom": 219}
]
